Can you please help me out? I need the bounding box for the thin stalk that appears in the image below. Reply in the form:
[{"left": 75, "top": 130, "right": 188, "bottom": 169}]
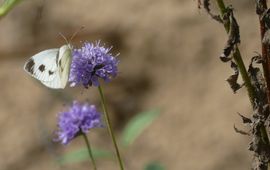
[
  {"left": 216, "top": 0, "right": 256, "bottom": 106},
  {"left": 98, "top": 85, "right": 124, "bottom": 170},
  {"left": 82, "top": 133, "right": 97, "bottom": 170}
]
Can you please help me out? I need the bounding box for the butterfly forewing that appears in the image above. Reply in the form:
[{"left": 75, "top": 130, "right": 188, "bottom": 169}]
[
  {"left": 24, "top": 45, "right": 72, "bottom": 89},
  {"left": 24, "top": 48, "right": 63, "bottom": 89},
  {"left": 41, "top": 74, "right": 62, "bottom": 89},
  {"left": 24, "top": 49, "right": 59, "bottom": 82}
]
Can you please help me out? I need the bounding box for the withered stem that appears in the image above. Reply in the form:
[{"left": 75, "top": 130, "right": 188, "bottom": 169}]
[
  {"left": 258, "top": 0, "right": 270, "bottom": 109},
  {"left": 215, "top": 0, "right": 270, "bottom": 169},
  {"left": 215, "top": 0, "right": 256, "bottom": 106},
  {"left": 256, "top": 0, "right": 270, "bottom": 147}
]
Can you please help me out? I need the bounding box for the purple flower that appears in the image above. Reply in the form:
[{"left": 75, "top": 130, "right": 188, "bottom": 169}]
[
  {"left": 69, "top": 41, "right": 119, "bottom": 88},
  {"left": 55, "top": 101, "right": 103, "bottom": 145}
]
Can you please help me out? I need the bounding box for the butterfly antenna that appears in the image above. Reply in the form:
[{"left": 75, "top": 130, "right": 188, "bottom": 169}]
[
  {"left": 70, "top": 26, "right": 85, "bottom": 42},
  {"left": 58, "top": 32, "right": 69, "bottom": 44}
]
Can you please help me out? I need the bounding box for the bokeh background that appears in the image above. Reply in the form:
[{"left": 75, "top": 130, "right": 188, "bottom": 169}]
[{"left": 0, "top": 0, "right": 262, "bottom": 169}]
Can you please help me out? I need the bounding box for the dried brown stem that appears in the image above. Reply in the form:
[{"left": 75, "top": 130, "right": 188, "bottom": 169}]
[{"left": 258, "top": 0, "right": 270, "bottom": 106}]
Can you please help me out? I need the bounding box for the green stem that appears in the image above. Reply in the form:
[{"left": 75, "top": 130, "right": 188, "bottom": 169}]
[
  {"left": 82, "top": 133, "right": 97, "bottom": 170},
  {"left": 215, "top": 0, "right": 256, "bottom": 106},
  {"left": 0, "top": 0, "right": 22, "bottom": 18},
  {"left": 216, "top": 0, "right": 229, "bottom": 31},
  {"left": 98, "top": 85, "right": 124, "bottom": 170},
  {"left": 234, "top": 49, "right": 256, "bottom": 106}
]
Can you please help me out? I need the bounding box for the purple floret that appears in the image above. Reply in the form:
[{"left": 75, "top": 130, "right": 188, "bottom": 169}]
[
  {"left": 55, "top": 101, "right": 102, "bottom": 145},
  {"left": 69, "top": 41, "right": 119, "bottom": 88}
]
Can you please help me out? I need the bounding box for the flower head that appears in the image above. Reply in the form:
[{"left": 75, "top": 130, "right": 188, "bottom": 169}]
[
  {"left": 69, "top": 41, "right": 119, "bottom": 88},
  {"left": 55, "top": 101, "right": 103, "bottom": 145}
]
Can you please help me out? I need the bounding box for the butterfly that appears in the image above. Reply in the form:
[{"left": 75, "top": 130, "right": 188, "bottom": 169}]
[
  {"left": 24, "top": 44, "right": 72, "bottom": 89},
  {"left": 23, "top": 27, "right": 85, "bottom": 89}
]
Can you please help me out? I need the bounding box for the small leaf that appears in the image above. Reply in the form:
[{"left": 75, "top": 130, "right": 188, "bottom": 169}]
[
  {"left": 58, "top": 148, "right": 113, "bottom": 165},
  {"left": 220, "top": 9, "right": 240, "bottom": 62},
  {"left": 144, "top": 162, "right": 165, "bottom": 170},
  {"left": 121, "top": 109, "right": 160, "bottom": 146},
  {"left": 0, "top": 0, "right": 23, "bottom": 18},
  {"left": 233, "top": 124, "right": 250, "bottom": 136},
  {"left": 237, "top": 112, "right": 252, "bottom": 124},
  {"left": 248, "top": 55, "right": 267, "bottom": 104},
  {"left": 200, "top": 0, "right": 223, "bottom": 23},
  {"left": 226, "top": 61, "right": 242, "bottom": 93}
]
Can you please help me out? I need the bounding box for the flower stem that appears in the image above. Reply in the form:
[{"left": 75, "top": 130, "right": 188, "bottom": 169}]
[
  {"left": 82, "top": 133, "right": 97, "bottom": 170},
  {"left": 98, "top": 85, "right": 124, "bottom": 170}
]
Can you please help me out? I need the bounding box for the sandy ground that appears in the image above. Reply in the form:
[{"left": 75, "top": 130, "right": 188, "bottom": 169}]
[{"left": 0, "top": 0, "right": 264, "bottom": 169}]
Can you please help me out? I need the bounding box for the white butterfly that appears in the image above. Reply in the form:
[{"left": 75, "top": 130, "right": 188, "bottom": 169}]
[{"left": 24, "top": 44, "right": 72, "bottom": 89}]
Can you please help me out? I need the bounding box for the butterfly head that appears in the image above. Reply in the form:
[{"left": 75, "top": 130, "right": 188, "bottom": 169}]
[{"left": 59, "top": 45, "right": 72, "bottom": 62}]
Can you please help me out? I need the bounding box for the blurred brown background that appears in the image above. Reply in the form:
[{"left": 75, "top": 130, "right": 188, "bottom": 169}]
[{"left": 0, "top": 0, "right": 262, "bottom": 169}]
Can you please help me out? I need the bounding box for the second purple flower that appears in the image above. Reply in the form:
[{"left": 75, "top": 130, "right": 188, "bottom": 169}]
[{"left": 55, "top": 101, "right": 103, "bottom": 145}]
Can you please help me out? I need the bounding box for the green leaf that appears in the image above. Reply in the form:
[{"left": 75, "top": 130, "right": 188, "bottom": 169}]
[
  {"left": 0, "top": 0, "right": 23, "bottom": 18},
  {"left": 58, "top": 148, "right": 113, "bottom": 165},
  {"left": 121, "top": 109, "right": 160, "bottom": 146},
  {"left": 144, "top": 162, "right": 165, "bottom": 170}
]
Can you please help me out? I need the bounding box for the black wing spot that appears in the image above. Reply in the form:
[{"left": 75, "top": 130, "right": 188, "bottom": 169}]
[
  {"left": 48, "top": 70, "right": 54, "bottom": 75},
  {"left": 25, "top": 59, "right": 35, "bottom": 74},
  {"left": 56, "top": 51, "right": 60, "bottom": 65},
  {"left": 38, "top": 64, "right": 45, "bottom": 72}
]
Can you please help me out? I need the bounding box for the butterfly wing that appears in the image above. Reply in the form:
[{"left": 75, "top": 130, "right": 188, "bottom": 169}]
[
  {"left": 40, "top": 74, "right": 62, "bottom": 89},
  {"left": 24, "top": 49, "right": 64, "bottom": 89},
  {"left": 58, "top": 44, "right": 72, "bottom": 88}
]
